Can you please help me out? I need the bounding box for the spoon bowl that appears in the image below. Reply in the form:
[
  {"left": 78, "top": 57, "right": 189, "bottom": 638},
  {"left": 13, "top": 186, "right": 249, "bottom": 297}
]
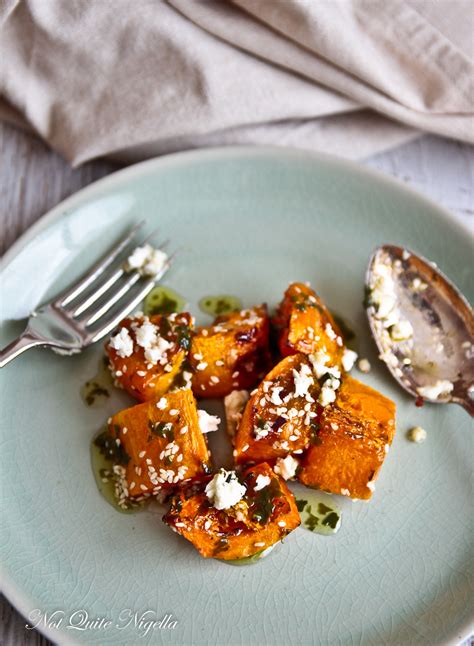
[{"left": 366, "top": 245, "right": 474, "bottom": 415}]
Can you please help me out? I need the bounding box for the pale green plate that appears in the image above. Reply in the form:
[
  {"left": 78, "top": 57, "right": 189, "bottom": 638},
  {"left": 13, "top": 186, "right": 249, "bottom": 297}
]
[{"left": 1, "top": 147, "right": 473, "bottom": 646}]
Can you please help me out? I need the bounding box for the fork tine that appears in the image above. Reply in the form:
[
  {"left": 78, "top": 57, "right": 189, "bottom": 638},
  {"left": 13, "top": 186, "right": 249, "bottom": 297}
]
[
  {"left": 88, "top": 264, "right": 172, "bottom": 343},
  {"left": 84, "top": 261, "right": 171, "bottom": 327},
  {"left": 58, "top": 221, "right": 144, "bottom": 307},
  {"left": 71, "top": 239, "right": 168, "bottom": 318}
]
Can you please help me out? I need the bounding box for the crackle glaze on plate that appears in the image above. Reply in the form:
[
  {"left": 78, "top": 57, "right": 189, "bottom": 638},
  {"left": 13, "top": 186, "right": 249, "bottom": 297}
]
[{"left": 1, "top": 147, "right": 473, "bottom": 646}]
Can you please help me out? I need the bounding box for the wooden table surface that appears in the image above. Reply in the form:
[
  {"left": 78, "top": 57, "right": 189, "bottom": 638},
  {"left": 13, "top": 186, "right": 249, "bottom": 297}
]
[{"left": 1, "top": 122, "right": 473, "bottom": 646}]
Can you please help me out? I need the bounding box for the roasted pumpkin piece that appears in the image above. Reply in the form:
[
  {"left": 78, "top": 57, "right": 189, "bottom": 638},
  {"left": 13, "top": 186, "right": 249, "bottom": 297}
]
[
  {"left": 102, "top": 389, "right": 211, "bottom": 506},
  {"left": 190, "top": 305, "right": 270, "bottom": 398},
  {"left": 163, "top": 462, "right": 300, "bottom": 560},
  {"left": 234, "top": 354, "right": 322, "bottom": 465},
  {"left": 105, "top": 312, "right": 193, "bottom": 401},
  {"left": 272, "top": 282, "right": 344, "bottom": 364},
  {"left": 298, "top": 375, "right": 396, "bottom": 500}
]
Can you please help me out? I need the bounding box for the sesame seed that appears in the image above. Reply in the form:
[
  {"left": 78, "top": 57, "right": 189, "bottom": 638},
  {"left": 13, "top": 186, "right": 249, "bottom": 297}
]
[
  {"left": 140, "top": 484, "right": 148, "bottom": 491},
  {"left": 210, "top": 376, "right": 220, "bottom": 384},
  {"left": 193, "top": 353, "right": 203, "bottom": 360},
  {"left": 242, "top": 444, "right": 249, "bottom": 452},
  {"left": 169, "top": 409, "right": 179, "bottom": 416},
  {"left": 196, "top": 362, "right": 208, "bottom": 371},
  {"left": 232, "top": 371, "right": 240, "bottom": 378},
  {"left": 130, "top": 481, "right": 136, "bottom": 488},
  {"left": 254, "top": 542, "right": 265, "bottom": 547},
  {"left": 122, "top": 427, "right": 128, "bottom": 434},
  {"left": 215, "top": 360, "right": 224, "bottom": 366},
  {"left": 278, "top": 521, "right": 286, "bottom": 527},
  {"left": 138, "top": 451, "right": 146, "bottom": 458},
  {"left": 180, "top": 426, "right": 188, "bottom": 434}
]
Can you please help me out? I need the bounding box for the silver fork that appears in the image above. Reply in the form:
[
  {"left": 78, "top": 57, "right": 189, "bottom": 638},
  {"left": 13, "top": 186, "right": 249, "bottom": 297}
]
[{"left": 0, "top": 222, "right": 172, "bottom": 368}]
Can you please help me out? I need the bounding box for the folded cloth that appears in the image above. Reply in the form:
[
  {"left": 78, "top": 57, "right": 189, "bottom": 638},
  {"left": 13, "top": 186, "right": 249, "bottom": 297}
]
[{"left": 0, "top": 0, "right": 472, "bottom": 166}]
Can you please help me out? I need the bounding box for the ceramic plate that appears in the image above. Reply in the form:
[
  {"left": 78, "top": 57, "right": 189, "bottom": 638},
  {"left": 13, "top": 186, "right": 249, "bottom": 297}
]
[{"left": 1, "top": 147, "right": 473, "bottom": 646}]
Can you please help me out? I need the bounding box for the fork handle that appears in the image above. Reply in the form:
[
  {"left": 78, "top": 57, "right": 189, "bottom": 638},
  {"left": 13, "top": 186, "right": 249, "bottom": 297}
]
[{"left": 0, "top": 330, "right": 45, "bottom": 368}]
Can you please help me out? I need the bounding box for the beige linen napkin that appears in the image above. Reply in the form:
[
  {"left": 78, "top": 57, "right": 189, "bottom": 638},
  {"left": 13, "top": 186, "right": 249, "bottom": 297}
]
[{"left": 0, "top": 0, "right": 472, "bottom": 166}]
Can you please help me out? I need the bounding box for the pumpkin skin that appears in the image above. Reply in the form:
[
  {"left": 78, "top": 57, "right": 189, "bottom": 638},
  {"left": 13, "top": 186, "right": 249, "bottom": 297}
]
[
  {"left": 163, "top": 462, "right": 300, "bottom": 560},
  {"left": 272, "top": 282, "right": 344, "bottom": 366},
  {"left": 298, "top": 375, "right": 396, "bottom": 500},
  {"left": 190, "top": 305, "right": 270, "bottom": 398},
  {"left": 105, "top": 389, "right": 211, "bottom": 501},
  {"left": 105, "top": 312, "right": 193, "bottom": 402}
]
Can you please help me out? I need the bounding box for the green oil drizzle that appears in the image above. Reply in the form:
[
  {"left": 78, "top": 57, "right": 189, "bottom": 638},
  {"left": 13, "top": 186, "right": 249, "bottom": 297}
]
[
  {"left": 226, "top": 545, "right": 275, "bottom": 566},
  {"left": 144, "top": 286, "right": 187, "bottom": 316},
  {"left": 199, "top": 295, "right": 242, "bottom": 317},
  {"left": 90, "top": 428, "right": 149, "bottom": 514},
  {"left": 81, "top": 356, "right": 114, "bottom": 407},
  {"left": 291, "top": 484, "right": 342, "bottom": 536}
]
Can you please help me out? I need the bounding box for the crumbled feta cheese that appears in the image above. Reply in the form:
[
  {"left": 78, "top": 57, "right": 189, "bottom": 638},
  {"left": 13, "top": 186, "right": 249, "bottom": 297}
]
[
  {"left": 292, "top": 363, "right": 313, "bottom": 398},
  {"left": 357, "top": 358, "right": 371, "bottom": 373},
  {"left": 341, "top": 348, "right": 358, "bottom": 372},
  {"left": 319, "top": 385, "right": 337, "bottom": 407},
  {"left": 254, "top": 474, "right": 271, "bottom": 491},
  {"left": 367, "top": 481, "right": 376, "bottom": 492},
  {"left": 205, "top": 469, "right": 246, "bottom": 510},
  {"left": 325, "top": 323, "right": 337, "bottom": 341},
  {"left": 224, "top": 390, "right": 249, "bottom": 438},
  {"left": 125, "top": 243, "right": 168, "bottom": 277},
  {"left": 270, "top": 386, "right": 284, "bottom": 405},
  {"left": 134, "top": 321, "right": 158, "bottom": 348},
  {"left": 390, "top": 320, "right": 413, "bottom": 341},
  {"left": 274, "top": 455, "right": 299, "bottom": 480},
  {"left": 407, "top": 426, "right": 427, "bottom": 443},
  {"left": 156, "top": 397, "right": 167, "bottom": 410},
  {"left": 109, "top": 328, "right": 134, "bottom": 358},
  {"left": 308, "top": 350, "right": 331, "bottom": 379},
  {"left": 144, "top": 336, "right": 173, "bottom": 364},
  {"left": 417, "top": 380, "right": 453, "bottom": 400},
  {"left": 198, "top": 409, "right": 221, "bottom": 434},
  {"left": 254, "top": 421, "right": 272, "bottom": 440}
]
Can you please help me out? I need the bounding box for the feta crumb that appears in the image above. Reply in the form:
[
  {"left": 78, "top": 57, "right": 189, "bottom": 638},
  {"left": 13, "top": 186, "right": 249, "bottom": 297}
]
[
  {"left": 292, "top": 363, "right": 314, "bottom": 398},
  {"left": 357, "top": 358, "right": 371, "bottom": 373},
  {"left": 325, "top": 323, "right": 337, "bottom": 341},
  {"left": 340, "top": 488, "right": 350, "bottom": 496},
  {"left": 270, "top": 386, "right": 284, "bottom": 405},
  {"left": 143, "top": 336, "right": 173, "bottom": 364},
  {"left": 198, "top": 409, "right": 221, "bottom": 434},
  {"left": 274, "top": 455, "right": 299, "bottom": 480},
  {"left": 134, "top": 321, "right": 158, "bottom": 348},
  {"left": 417, "top": 380, "right": 453, "bottom": 400},
  {"left": 341, "top": 348, "right": 358, "bottom": 372},
  {"left": 407, "top": 426, "right": 427, "bottom": 443},
  {"left": 224, "top": 390, "right": 249, "bottom": 438},
  {"left": 254, "top": 474, "right": 271, "bottom": 491},
  {"left": 367, "top": 481, "right": 376, "bottom": 492},
  {"left": 205, "top": 469, "right": 246, "bottom": 510},
  {"left": 109, "top": 328, "right": 134, "bottom": 358},
  {"left": 390, "top": 320, "right": 413, "bottom": 341},
  {"left": 125, "top": 243, "right": 168, "bottom": 277},
  {"left": 319, "top": 385, "right": 337, "bottom": 407},
  {"left": 308, "top": 350, "right": 331, "bottom": 379}
]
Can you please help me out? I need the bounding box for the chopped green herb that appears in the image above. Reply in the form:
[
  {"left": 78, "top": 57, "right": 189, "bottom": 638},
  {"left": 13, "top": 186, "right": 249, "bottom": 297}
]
[{"left": 296, "top": 499, "right": 308, "bottom": 512}]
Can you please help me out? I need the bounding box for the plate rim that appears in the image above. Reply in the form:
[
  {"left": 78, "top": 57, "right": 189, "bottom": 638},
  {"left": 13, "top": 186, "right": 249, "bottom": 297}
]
[{"left": 1, "top": 145, "right": 473, "bottom": 646}]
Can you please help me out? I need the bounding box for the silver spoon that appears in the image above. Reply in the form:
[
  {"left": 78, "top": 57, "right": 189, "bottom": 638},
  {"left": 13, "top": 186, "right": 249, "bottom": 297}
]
[{"left": 365, "top": 245, "right": 473, "bottom": 416}]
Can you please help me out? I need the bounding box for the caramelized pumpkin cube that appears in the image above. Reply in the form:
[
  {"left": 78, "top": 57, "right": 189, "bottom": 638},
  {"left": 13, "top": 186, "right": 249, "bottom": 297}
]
[
  {"left": 234, "top": 354, "right": 321, "bottom": 465},
  {"left": 105, "top": 312, "right": 193, "bottom": 401},
  {"left": 190, "top": 306, "right": 270, "bottom": 398},
  {"left": 272, "top": 282, "right": 344, "bottom": 364},
  {"left": 298, "top": 375, "right": 396, "bottom": 499},
  {"left": 104, "top": 389, "right": 211, "bottom": 505},
  {"left": 163, "top": 462, "right": 300, "bottom": 560}
]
